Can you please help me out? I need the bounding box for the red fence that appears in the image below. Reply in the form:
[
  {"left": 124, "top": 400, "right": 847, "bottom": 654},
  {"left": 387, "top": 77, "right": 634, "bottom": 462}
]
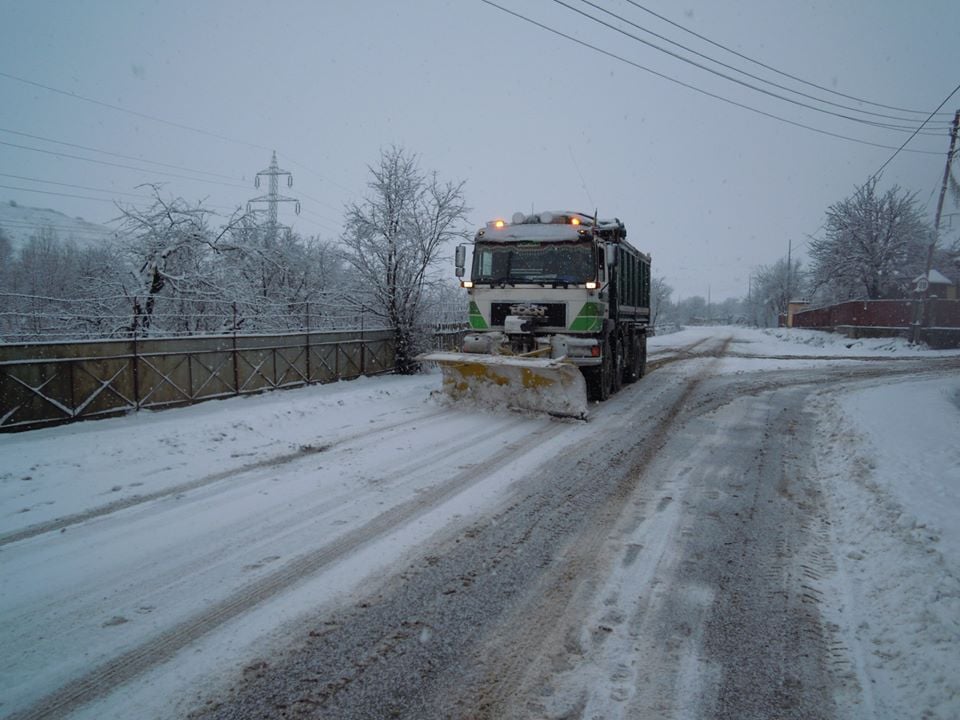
[{"left": 792, "top": 299, "right": 960, "bottom": 329}]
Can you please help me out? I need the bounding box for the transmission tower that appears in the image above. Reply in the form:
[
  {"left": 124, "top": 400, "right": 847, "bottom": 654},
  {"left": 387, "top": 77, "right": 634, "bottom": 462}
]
[{"left": 247, "top": 150, "right": 301, "bottom": 238}]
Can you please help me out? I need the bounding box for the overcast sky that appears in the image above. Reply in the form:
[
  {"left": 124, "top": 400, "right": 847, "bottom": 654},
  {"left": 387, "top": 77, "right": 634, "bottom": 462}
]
[{"left": 2, "top": 0, "right": 958, "bottom": 300}]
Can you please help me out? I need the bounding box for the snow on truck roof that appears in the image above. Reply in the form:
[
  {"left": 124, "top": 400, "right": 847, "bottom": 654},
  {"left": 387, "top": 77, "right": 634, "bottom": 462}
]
[{"left": 475, "top": 211, "right": 626, "bottom": 244}]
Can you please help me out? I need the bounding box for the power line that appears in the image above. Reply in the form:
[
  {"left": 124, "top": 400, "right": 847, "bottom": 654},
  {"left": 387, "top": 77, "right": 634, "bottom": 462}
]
[
  {"left": 0, "top": 139, "right": 253, "bottom": 189},
  {"left": 0, "top": 183, "right": 126, "bottom": 204},
  {"left": 553, "top": 0, "right": 949, "bottom": 134},
  {"left": 478, "top": 1, "right": 944, "bottom": 155},
  {"left": 0, "top": 172, "right": 250, "bottom": 215},
  {"left": 871, "top": 88, "right": 960, "bottom": 180},
  {"left": 568, "top": 0, "right": 952, "bottom": 132},
  {"left": 0, "top": 132, "right": 349, "bottom": 221},
  {"left": 0, "top": 172, "right": 155, "bottom": 200},
  {"left": 0, "top": 71, "right": 272, "bottom": 153},
  {"left": 620, "top": 0, "right": 954, "bottom": 118},
  {"left": 0, "top": 219, "right": 115, "bottom": 237},
  {"left": 276, "top": 152, "right": 359, "bottom": 197},
  {"left": 0, "top": 127, "right": 243, "bottom": 181},
  {"left": 0, "top": 72, "right": 359, "bottom": 204}
]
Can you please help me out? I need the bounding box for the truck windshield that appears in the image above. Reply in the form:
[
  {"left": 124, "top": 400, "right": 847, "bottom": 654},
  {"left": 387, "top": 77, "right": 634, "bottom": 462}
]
[{"left": 471, "top": 242, "right": 595, "bottom": 285}]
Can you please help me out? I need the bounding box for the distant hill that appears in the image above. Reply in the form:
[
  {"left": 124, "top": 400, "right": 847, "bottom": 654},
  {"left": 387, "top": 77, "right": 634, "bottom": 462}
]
[{"left": 0, "top": 200, "right": 117, "bottom": 255}]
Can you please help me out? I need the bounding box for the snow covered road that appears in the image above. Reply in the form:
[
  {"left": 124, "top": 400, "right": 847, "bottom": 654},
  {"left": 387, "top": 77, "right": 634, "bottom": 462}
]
[{"left": 1, "top": 327, "right": 958, "bottom": 719}]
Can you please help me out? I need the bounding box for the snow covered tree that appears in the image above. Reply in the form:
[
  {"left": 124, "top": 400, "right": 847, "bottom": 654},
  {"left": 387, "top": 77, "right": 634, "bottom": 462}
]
[
  {"left": 71, "top": 242, "right": 129, "bottom": 338},
  {"left": 809, "top": 178, "right": 930, "bottom": 301},
  {"left": 650, "top": 275, "right": 673, "bottom": 329},
  {"left": 0, "top": 225, "right": 11, "bottom": 279},
  {"left": 0, "top": 225, "right": 13, "bottom": 337},
  {"left": 673, "top": 295, "right": 707, "bottom": 324},
  {"left": 218, "top": 221, "right": 343, "bottom": 332},
  {"left": 116, "top": 185, "right": 250, "bottom": 335},
  {"left": 341, "top": 146, "right": 469, "bottom": 373},
  {"left": 749, "top": 258, "right": 804, "bottom": 327},
  {"left": 6, "top": 227, "right": 85, "bottom": 337}
]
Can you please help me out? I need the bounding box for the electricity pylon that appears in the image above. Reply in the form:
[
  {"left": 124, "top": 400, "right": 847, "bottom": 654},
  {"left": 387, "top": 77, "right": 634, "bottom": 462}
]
[{"left": 247, "top": 150, "right": 301, "bottom": 239}]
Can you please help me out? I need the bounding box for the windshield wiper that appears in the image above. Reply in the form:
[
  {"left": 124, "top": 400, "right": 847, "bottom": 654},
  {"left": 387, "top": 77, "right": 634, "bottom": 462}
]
[
  {"left": 491, "top": 275, "right": 524, "bottom": 287},
  {"left": 543, "top": 274, "right": 580, "bottom": 288}
]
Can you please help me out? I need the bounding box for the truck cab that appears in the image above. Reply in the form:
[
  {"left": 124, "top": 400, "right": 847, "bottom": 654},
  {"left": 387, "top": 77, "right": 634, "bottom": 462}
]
[{"left": 455, "top": 211, "right": 651, "bottom": 400}]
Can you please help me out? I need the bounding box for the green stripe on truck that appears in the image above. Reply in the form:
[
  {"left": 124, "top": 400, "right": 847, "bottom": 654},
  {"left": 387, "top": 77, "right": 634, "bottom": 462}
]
[
  {"left": 469, "top": 301, "right": 488, "bottom": 329},
  {"left": 569, "top": 302, "right": 603, "bottom": 332}
]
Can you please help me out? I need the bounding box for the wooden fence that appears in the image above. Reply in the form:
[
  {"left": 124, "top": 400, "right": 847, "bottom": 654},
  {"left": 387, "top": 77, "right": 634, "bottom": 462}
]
[{"left": 0, "top": 329, "right": 409, "bottom": 432}]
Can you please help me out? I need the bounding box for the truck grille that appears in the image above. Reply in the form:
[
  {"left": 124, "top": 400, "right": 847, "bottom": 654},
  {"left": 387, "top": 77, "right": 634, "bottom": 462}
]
[{"left": 491, "top": 302, "right": 566, "bottom": 328}]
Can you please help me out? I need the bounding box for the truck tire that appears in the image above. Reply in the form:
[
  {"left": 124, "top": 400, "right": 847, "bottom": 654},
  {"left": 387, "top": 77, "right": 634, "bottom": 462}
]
[
  {"left": 623, "top": 332, "right": 641, "bottom": 384},
  {"left": 638, "top": 332, "right": 647, "bottom": 378},
  {"left": 611, "top": 335, "right": 624, "bottom": 394},
  {"left": 585, "top": 337, "right": 612, "bottom": 402}
]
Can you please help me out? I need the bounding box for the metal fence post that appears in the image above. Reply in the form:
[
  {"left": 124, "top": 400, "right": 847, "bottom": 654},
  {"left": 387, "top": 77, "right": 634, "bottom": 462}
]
[
  {"left": 232, "top": 302, "right": 240, "bottom": 394},
  {"left": 69, "top": 358, "right": 77, "bottom": 418},
  {"left": 360, "top": 305, "right": 366, "bottom": 375},
  {"left": 132, "top": 312, "right": 141, "bottom": 409},
  {"left": 305, "top": 301, "right": 312, "bottom": 384}
]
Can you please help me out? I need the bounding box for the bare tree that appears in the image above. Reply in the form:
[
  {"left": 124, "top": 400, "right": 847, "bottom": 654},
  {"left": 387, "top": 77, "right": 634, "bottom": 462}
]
[
  {"left": 218, "top": 222, "right": 344, "bottom": 332},
  {"left": 2, "top": 190, "right": 349, "bottom": 341},
  {"left": 650, "top": 275, "right": 673, "bottom": 329},
  {"left": 809, "top": 178, "right": 930, "bottom": 301},
  {"left": 0, "top": 225, "right": 15, "bottom": 337},
  {"left": 116, "top": 185, "right": 250, "bottom": 334},
  {"left": 750, "top": 258, "right": 805, "bottom": 327},
  {"left": 0, "top": 225, "right": 10, "bottom": 274},
  {"left": 341, "top": 146, "right": 469, "bottom": 373}
]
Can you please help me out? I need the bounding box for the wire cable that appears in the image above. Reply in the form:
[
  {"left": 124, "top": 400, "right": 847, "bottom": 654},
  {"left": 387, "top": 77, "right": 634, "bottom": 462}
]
[
  {"left": 620, "top": 0, "right": 954, "bottom": 118},
  {"left": 0, "top": 219, "right": 116, "bottom": 237},
  {"left": 553, "top": 0, "right": 949, "bottom": 134},
  {"left": 0, "top": 71, "right": 272, "bottom": 153},
  {"left": 0, "top": 139, "right": 252, "bottom": 189},
  {"left": 571, "top": 0, "right": 951, "bottom": 130},
  {"left": 0, "top": 183, "right": 127, "bottom": 204},
  {"left": 0, "top": 127, "right": 243, "bottom": 181},
  {"left": 0, "top": 72, "right": 360, "bottom": 203},
  {"left": 871, "top": 84, "right": 960, "bottom": 179},
  {"left": 478, "top": 1, "right": 944, "bottom": 155},
  {"left": 0, "top": 172, "right": 158, "bottom": 200},
  {"left": 0, "top": 131, "right": 348, "bottom": 224}
]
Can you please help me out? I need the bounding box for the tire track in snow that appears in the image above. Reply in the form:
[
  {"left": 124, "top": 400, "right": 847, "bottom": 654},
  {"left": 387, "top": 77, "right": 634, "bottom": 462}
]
[
  {"left": 463, "top": 353, "right": 960, "bottom": 718},
  {"left": 459, "top": 341, "right": 731, "bottom": 719},
  {"left": 0, "top": 406, "right": 454, "bottom": 548},
  {"left": 7, "top": 413, "right": 572, "bottom": 720},
  {"left": 0, "top": 412, "right": 535, "bottom": 651},
  {"left": 184, "top": 354, "right": 705, "bottom": 720}
]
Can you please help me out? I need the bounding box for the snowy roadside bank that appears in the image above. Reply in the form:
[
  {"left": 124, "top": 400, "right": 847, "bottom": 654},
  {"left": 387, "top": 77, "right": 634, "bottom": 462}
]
[{"left": 811, "top": 376, "right": 960, "bottom": 720}]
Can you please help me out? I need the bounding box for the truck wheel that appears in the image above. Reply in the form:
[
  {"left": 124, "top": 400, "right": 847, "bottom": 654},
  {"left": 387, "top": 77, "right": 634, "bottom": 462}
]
[
  {"left": 623, "top": 333, "right": 640, "bottom": 384},
  {"left": 638, "top": 333, "right": 647, "bottom": 378},
  {"left": 611, "top": 336, "right": 624, "bottom": 394},
  {"left": 585, "top": 337, "right": 612, "bottom": 402}
]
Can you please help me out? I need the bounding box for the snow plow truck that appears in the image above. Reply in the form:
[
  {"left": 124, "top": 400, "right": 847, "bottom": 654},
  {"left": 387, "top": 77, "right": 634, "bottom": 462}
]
[{"left": 421, "top": 210, "right": 651, "bottom": 419}]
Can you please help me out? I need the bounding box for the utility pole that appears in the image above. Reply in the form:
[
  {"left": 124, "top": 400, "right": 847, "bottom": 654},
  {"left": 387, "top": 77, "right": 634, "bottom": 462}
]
[
  {"left": 914, "top": 109, "right": 960, "bottom": 342},
  {"left": 247, "top": 150, "right": 301, "bottom": 241},
  {"left": 786, "top": 237, "right": 792, "bottom": 305}
]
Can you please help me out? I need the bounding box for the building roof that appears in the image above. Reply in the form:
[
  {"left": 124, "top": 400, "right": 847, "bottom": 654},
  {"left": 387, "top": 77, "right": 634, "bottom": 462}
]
[{"left": 913, "top": 269, "right": 952, "bottom": 285}]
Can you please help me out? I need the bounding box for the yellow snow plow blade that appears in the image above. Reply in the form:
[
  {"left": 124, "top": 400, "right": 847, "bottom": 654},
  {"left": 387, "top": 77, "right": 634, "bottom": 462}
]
[{"left": 420, "top": 352, "right": 588, "bottom": 419}]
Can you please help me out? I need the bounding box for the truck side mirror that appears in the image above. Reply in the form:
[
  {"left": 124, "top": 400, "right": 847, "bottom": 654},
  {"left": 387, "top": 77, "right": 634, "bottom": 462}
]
[{"left": 455, "top": 244, "right": 466, "bottom": 278}]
